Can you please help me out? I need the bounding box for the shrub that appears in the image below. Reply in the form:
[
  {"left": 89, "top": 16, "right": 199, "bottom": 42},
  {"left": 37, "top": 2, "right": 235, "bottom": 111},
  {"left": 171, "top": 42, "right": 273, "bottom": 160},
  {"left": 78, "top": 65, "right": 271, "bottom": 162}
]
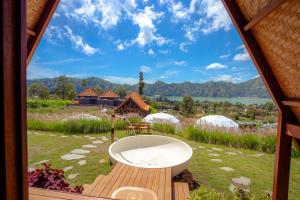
[
  {"left": 28, "top": 118, "right": 128, "bottom": 134},
  {"left": 152, "top": 123, "right": 176, "bottom": 134},
  {"left": 29, "top": 163, "right": 83, "bottom": 193},
  {"left": 190, "top": 186, "right": 271, "bottom": 200},
  {"left": 27, "top": 99, "right": 71, "bottom": 109}
]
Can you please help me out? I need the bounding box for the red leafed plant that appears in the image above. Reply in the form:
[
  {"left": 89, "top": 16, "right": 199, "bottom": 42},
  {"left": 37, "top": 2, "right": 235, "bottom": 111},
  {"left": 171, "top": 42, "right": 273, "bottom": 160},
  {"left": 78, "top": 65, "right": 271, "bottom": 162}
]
[{"left": 28, "top": 163, "right": 83, "bottom": 194}]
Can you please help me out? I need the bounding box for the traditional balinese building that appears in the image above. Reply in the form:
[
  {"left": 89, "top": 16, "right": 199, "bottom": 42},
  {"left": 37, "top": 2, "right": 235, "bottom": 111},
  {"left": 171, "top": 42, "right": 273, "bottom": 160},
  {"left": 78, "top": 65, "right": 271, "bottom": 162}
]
[
  {"left": 99, "top": 89, "right": 122, "bottom": 107},
  {"left": 115, "top": 92, "right": 150, "bottom": 116},
  {"left": 76, "top": 88, "right": 98, "bottom": 105}
]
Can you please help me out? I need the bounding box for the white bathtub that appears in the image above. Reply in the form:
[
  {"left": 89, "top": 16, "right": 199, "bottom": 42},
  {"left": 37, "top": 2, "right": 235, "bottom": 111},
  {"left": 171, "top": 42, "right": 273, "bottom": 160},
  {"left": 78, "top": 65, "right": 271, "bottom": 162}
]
[{"left": 109, "top": 135, "right": 193, "bottom": 176}]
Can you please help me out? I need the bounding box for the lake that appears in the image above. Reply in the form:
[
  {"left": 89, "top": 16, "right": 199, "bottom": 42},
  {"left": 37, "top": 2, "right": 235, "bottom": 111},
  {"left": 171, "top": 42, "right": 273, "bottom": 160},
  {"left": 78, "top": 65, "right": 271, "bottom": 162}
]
[{"left": 164, "top": 96, "right": 272, "bottom": 105}]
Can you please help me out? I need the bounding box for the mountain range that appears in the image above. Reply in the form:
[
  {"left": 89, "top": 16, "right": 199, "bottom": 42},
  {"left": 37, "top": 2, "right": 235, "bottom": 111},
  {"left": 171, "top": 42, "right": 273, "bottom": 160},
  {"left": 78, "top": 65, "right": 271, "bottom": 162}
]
[{"left": 27, "top": 77, "right": 269, "bottom": 98}]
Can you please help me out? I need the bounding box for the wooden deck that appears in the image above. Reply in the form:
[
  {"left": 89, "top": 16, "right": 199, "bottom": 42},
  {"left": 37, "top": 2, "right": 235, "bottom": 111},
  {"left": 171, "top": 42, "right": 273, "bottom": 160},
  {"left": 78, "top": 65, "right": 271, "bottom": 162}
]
[{"left": 29, "top": 163, "right": 189, "bottom": 200}]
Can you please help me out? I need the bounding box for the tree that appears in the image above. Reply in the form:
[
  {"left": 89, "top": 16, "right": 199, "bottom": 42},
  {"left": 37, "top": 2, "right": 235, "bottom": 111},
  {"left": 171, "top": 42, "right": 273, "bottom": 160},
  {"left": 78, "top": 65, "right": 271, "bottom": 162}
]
[
  {"left": 55, "top": 75, "right": 75, "bottom": 100},
  {"left": 81, "top": 79, "right": 88, "bottom": 89},
  {"left": 181, "top": 96, "right": 195, "bottom": 117},
  {"left": 116, "top": 86, "right": 127, "bottom": 98},
  {"left": 138, "top": 71, "right": 145, "bottom": 95},
  {"left": 93, "top": 85, "right": 102, "bottom": 95},
  {"left": 28, "top": 83, "right": 49, "bottom": 99}
]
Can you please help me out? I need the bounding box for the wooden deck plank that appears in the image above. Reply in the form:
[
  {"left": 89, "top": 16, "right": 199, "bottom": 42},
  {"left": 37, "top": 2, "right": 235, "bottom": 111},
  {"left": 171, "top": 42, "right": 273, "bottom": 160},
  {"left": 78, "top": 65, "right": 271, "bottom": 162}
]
[
  {"left": 119, "top": 165, "right": 136, "bottom": 187},
  {"left": 151, "top": 168, "right": 160, "bottom": 194},
  {"left": 92, "top": 163, "right": 123, "bottom": 197},
  {"left": 133, "top": 168, "right": 144, "bottom": 187},
  {"left": 158, "top": 168, "right": 166, "bottom": 200},
  {"left": 173, "top": 182, "right": 189, "bottom": 200},
  {"left": 145, "top": 168, "right": 155, "bottom": 189},
  {"left": 99, "top": 164, "right": 127, "bottom": 197},
  {"left": 127, "top": 167, "right": 139, "bottom": 186},
  {"left": 139, "top": 168, "right": 149, "bottom": 188},
  {"left": 83, "top": 175, "right": 104, "bottom": 195},
  {"left": 183, "top": 182, "right": 190, "bottom": 199},
  {"left": 165, "top": 168, "right": 172, "bottom": 200},
  {"left": 107, "top": 164, "right": 131, "bottom": 197}
]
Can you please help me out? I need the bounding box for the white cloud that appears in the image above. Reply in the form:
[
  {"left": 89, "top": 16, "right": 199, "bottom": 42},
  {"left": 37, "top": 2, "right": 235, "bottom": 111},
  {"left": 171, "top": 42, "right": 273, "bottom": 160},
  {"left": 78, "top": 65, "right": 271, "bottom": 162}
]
[
  {"left": 179, "top": 42, "right": 189, "bottom": 52},
  {"left": 174, "top": 60, "right": 187, "bottom": 66},
  {"left": 233, "top": 50, "right": 250, "bottom": 61},
  {"left": 27, "top": 65, "right": 61, "bottom": 80},
  {"left": 215, "top": 75, "right": 242, "bottom": 83},
  {"left": 64, "top": 26, "right": 99, "bottom": 55},
  {"left": 117, "top": 43, "right": 125, "bottom": 51},
  {"left": 148, "top": 48, "right": 155, "bottom": 55},
  {"left": 200, "top": 0, "right": 232, "bottom": 34},
  {"left": 140, "top": 65, "right": 151, "bottom": 73},
  {"left": 103, "top": 75, "right": 138, "bottom": 84},
  {"left": 158, "top": 49, "right": 169, "bottom": 54},
  {"left": 132, "top": 6, "right": 169, "bottom": 47},
  {"left": 219, "top": 53, "right": 230, "bottom": 60},
  {"left": 206, "top": 62, "right": 227, "bottom": 70},
  {"left": 37, "top": 58, "right": 84, "bottom": 65},
  {"left": 159, "top": 70, "right": 180, "bottom": 79}
]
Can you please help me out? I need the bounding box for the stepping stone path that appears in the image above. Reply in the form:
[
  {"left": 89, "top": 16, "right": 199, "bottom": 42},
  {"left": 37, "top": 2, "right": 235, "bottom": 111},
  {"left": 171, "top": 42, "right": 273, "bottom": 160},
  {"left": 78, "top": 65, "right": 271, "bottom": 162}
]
[
  {"left": 211, "top": 159, "right": 223, "bottom": 163},
  {"left": 229, "top": 176, "right": 252, "bottom": 193},
  {"left": 99, "top": 159, "right": 107, "bottom": 164},
  {"left": 226, "top": 152, "right": 238, "bottom": 155},
  {"left": 34, "top": 160, "right": 50, "bottom": 165},
  {"left": 71, "top": 149, "right": 90, "bottom": 155},
  {"left": 207, "top": 149, "right": 213, "bottom": 152},
  {"left": 61, "top": 135, "right": 68, "bottom": 138},
  {"left": 93, "top": 140, "right": 104, "bottom": 144},
  {"left": 72, "top": 135, "right": 81, "bottom": 138},
  {"left": 63, "top": 166, "right": 73, "bottom": 172},
  {"left": 212, "top": 148, "right": 223, "bottom": 151},
  {"left": 78, "top": 160, "right": 87, "bottom": 166},
  {"left": 84, "top": 136, "right": 90, "bottom": 138},
  {"left": 198, "top": 146, "right": 206, "bottom": 149},
  {"left": 61, "top": 154, "right": 85, "bottom": 160},
  {"left": 251, "top": 153, "right": 264, "bottom": 157},
  {"left": 68, "top": 173, "right": 79, "bottom": 179},
  {"left": 28, "top": 166, "right": 36, "bottom": 172},
  {"left": 208, "top": 153, "right": 220, "bottom": 157},
  {"left": 49, "top": 134, "right": 56, "bottom": 137},
  {"left": 192, "top": 147, "right": 197, "bottom": 150},
  {"left": 89, "top": 137, "right": 96, "bottom": 140},
  {"left": 82, "top": 144, "right": 97, "bottom": 148},
  {"left": 220, "top": 167, "right": 234, "bottom": 172}
]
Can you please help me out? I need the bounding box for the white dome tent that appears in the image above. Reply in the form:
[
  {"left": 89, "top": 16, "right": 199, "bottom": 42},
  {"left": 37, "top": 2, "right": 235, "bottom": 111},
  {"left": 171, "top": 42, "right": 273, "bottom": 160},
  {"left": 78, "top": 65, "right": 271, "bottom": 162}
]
[
  {"left": 195, "top": 115, "right": 239, "bottom": 131},
  {"left": 143, "top": 113, "right": 180, "bottom": 127}
]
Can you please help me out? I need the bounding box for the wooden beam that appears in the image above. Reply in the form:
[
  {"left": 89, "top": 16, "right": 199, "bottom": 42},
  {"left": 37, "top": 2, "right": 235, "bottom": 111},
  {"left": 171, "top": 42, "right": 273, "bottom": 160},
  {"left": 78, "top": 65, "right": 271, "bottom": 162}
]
[
  {"left": 1, "top": 0, "right": 28, "bottom": 199},
  {"left": 27, "top": 28, "right": 36, "bottom": 36},
  {"left": 272, "top": 111, "right": 292, "bottom": 200},
  {"left": 281, "top": 99, "right": 300, "bottom": 107},
  {"left": 221, "top": 0, "right": 285, "bottom": 112},
  {"left": 286, "top": 123, "right": 300, "bottom": 139},
  {"left": 26, "top": 0, "right": 60, "bottom": 65},
  {"left": 244, "top": 0, "right": 287, "bottom": 31}
]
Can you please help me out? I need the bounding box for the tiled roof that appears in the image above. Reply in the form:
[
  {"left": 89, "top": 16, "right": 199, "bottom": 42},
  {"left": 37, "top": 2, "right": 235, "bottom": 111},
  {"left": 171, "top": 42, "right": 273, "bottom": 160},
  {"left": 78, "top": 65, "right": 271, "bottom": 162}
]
[
  {"left": 78, "top": 88, "right": 98, "bottom": 97},
  {"left": 125, "top": 92, "right": 150, "bottom": 111},
  {"left": 99, "top": 90, "right": 120, "bottom": 98}
]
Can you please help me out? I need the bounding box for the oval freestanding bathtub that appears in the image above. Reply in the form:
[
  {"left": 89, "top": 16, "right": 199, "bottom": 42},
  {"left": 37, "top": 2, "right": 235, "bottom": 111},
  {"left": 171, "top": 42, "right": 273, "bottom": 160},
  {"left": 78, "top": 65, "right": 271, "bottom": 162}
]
[{"left": 109, "top": 135, "right": 193, "bottom": 176}]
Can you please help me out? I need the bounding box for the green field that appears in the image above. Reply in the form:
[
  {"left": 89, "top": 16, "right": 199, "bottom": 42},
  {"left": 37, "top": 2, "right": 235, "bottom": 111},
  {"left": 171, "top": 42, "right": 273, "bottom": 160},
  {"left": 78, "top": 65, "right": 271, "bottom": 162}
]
[{"left": 28, "top": 130, "right": 300, "bottom": 199}]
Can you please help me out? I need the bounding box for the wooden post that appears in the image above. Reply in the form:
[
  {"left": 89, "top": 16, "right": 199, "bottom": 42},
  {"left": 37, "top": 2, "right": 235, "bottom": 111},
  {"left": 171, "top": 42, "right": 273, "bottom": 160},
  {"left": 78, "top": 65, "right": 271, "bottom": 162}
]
[
  {"left": 111, "top": 114, "right": 115, "bottom": 143},
  {"left": 272, "top": 109, "right": 292, "bottom": 200},
  {"left": 1, "top": 0, "right": 28, "bottom": 199}
]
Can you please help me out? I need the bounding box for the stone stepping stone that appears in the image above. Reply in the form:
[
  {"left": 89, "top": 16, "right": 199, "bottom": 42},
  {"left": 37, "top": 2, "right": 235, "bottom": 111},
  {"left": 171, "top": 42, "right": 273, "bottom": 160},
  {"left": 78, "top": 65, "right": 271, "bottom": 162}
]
[
  {"left": 82, "top": 144, "right": 97, "bottom": 148},
  {"left": 61, "top": 154, "right": 85, "bottom": 160},
  {"left": 232, "top": 176, "right": 251, "bottom": 186},
  {"left": 250, "top": 153, "right": 264, "bottom": 157},
  {"left": 192, "top": 147, "right": 197, "bottom": 150},
  {"left": 99, "top": 136, "right": 107, "bottom": 140},
  {"left": 68, "top": 173, "right": 79, "bottom": 179},
  {"left": 72, "top": 135, "right": 81, "bottom": 138},
  {"left": 207, "top": 149, "right": 213, "bottom": 152},
  {"left": 34, "top": 159, "right": 50, "bottom": 165},
  {"left": 220, "top": 167, "right": 234, "bottom": 172},
  {"left": 198, "top": 146, "right": 206, "bottom": 149},
  {"left": 71, "top": 149, "right": 90, "bottom": 155},
  {"left": 88, "top": 137, "right": 96, "bottom": 140},
  {"left": 226, "top": 152, "right": 238, "bottom": 155},
  {"left": 61, "top": 135, "right": 68, "bottom": 138},
  {"left": 229, "top": 184, "right": 250, "bottom": 193},
  {"left": 78, "top": 160, "right": 87, "bottom": 166},
  {"left": 93, "top": 140, "right": 104, "bottom": 144},
  {"left": 237, "top": 151, "right": 243, "bottom": 154},
  {"left": 49, "top": 134, "right": 56, "bottom": 137},
  {"left": 208, "top": 153, "right": 220, "bottom": 157},
  {"left": 63, "top": 166, "right": 73, "bottom": 172},
  {"left": 84, "top": 136, "right": 91, "bottom": 138},
  {"left": 28, "top": 166, "right": 36, "bottom": 172},
  {"left": 212, "top": 148, "right": 223, "bottom": 151},
  {"left": 28, "top": 132, "right": 33, "bottom": 135},
  {"left": 35, "top": 133, "right": 44, "bottom": 136},
  {"left": 211, "top": 159, "right": 223, "bottom": 163},
  {"left": 99, "top": 159, "right": 107, "bottom": 164}
]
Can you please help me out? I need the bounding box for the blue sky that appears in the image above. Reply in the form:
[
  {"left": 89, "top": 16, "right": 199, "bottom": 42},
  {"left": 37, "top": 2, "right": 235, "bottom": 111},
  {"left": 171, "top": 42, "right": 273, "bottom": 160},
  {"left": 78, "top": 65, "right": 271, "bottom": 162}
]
[{"left": 28, "top": 0, "right": 258, "bottom": 84}]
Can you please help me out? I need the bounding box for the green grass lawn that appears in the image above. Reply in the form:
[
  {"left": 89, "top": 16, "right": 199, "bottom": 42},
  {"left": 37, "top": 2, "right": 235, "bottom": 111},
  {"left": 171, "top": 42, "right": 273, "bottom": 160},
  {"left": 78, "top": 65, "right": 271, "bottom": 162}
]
[{"left": 28, "top": 131, "right": 300, "bottom": 199}]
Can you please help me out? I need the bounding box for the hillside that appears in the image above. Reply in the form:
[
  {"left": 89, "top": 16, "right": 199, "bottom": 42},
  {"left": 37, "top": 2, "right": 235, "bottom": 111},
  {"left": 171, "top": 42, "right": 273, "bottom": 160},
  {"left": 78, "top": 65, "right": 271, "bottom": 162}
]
[{"left": 27, "top": 77, "right": 269, "bottom": 98}]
